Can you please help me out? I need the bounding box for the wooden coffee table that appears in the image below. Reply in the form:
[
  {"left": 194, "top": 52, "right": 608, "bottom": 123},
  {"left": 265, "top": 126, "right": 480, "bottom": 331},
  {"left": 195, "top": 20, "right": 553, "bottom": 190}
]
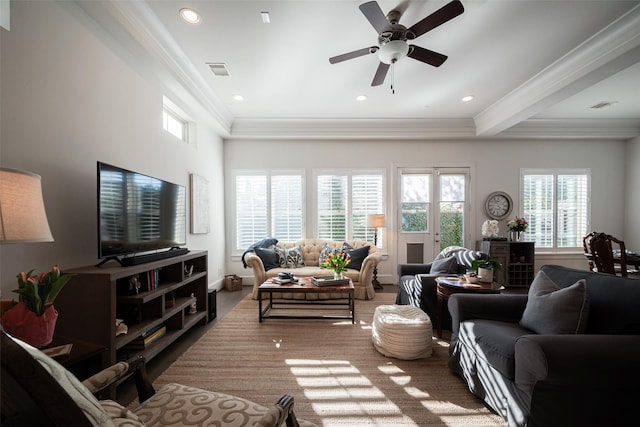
[
  {"left": 258, "top": 277, "right": 355, "bottom": 323},
  {"left": 435, "top": 276, "right": 501, "bottom": 338}
]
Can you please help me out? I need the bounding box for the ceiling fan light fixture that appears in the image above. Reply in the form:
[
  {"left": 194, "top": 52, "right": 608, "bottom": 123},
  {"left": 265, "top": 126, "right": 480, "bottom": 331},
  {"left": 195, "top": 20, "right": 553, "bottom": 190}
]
[{"left": 378, "top": 40, "right": 409, "bottom": 64}]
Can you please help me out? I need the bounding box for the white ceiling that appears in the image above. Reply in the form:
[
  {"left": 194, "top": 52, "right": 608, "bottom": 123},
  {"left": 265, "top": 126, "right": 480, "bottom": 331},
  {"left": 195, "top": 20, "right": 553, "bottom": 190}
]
[{"left": 75, "top": 0, "right": 640, "bottom": 140}]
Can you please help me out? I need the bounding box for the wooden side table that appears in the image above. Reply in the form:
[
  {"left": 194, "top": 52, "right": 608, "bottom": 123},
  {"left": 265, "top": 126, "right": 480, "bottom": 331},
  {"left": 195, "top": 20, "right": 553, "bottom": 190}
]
[
  {"left": 435, "top": 277, "right": 500, "bottom": 339},
  {"left": 43, "top": 335, "right": 106, "bottom": 381}
]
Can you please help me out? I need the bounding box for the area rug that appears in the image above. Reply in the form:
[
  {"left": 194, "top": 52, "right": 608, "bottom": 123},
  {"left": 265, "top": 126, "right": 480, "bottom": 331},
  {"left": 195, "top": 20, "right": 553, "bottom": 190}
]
[{"left": 154, "top": 293, "right": 506, "bottom": 426}]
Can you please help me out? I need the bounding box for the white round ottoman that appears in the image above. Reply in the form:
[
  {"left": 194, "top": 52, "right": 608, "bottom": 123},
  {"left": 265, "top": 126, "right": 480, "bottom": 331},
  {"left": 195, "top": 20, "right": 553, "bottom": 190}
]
[{"left": 372, "top": 304, "right": 433, "bottom": 360}]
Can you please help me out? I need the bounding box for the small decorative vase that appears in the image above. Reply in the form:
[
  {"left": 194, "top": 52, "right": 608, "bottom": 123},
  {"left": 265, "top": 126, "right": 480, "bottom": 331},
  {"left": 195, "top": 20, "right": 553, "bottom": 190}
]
[
  {"left": 0, "top": 302, "right": 58, "bottom": 348},
  {"left": 478, "top": 267, "right": 494, "bottom": 284},
  {"left": 333, "top": 271, "right": 342, "bottom": 280},
  {"left": 510, "top": 231, "right": 521, "bottom": 242}
]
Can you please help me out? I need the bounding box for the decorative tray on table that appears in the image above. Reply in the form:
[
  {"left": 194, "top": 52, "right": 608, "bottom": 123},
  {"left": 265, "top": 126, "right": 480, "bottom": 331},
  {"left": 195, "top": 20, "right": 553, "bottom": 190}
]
[{"left": 311, "top": 276, "right": 350, "bottom": 286}]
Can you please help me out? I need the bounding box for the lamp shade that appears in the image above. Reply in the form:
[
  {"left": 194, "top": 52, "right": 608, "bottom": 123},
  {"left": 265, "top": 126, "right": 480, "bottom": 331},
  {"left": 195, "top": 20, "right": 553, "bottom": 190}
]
[
  {"left": 0, "top": 168, "right": 54, "bottom": 243},
  {"left": 367, "top": 214, "right": 386, "bottom": 228}
]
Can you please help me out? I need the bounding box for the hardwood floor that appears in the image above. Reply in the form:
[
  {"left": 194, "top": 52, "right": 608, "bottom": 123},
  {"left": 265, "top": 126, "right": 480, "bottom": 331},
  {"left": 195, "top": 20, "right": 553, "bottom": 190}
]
[{"left": 118, "top": 284, "right": 395, "bottom": 404}]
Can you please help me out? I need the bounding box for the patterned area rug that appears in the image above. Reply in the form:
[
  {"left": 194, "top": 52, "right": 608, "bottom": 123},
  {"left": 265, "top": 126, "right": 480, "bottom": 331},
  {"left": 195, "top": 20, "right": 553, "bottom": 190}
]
[{"left": 154, "top": 293, "right": 506, "bottom": 426}]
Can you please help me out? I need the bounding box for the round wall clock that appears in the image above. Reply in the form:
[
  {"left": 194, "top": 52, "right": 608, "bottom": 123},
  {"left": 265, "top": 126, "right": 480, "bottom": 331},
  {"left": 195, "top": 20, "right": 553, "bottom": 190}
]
[{"left": 484, "top": 191, "right": 513, "bottom": 220}]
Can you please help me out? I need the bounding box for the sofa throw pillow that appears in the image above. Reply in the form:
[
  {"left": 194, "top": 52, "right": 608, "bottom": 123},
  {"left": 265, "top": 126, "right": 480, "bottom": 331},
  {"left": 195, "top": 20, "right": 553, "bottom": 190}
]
[
  {"left": 275, "top": 245, "right": 305, "bottom": 268},
  {"left": 430, "top": 256, "right": 459, "bottom": 274},
  {"left": 318, "top": 243, "right": 340, "bottom": 266},
  {"left": 519, "top": 270, "right": 590, "bottom": 334},
  {"left": 342, "top": 243, "right": 370, "bottom": 271},
  {"left": 15, "top": 337, "right": 114, "bottom": 426},
  {"left": 254, "top": 247, "right": 281, "bottom": 271}
]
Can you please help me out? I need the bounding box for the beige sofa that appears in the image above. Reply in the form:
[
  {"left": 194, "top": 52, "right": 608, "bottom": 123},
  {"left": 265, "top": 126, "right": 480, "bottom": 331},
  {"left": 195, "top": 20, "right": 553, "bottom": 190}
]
[{"left": 244, "top": 238, "right": 380, "bottom": 300}]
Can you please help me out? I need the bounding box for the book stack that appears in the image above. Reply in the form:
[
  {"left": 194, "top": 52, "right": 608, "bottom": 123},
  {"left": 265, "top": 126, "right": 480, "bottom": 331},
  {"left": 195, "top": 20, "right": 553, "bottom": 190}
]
[
  {"left": 129, "top": 324, "right": 166, "bottom": 350},
  {"left": 139, "top": 269, "right": 160, "bottom": 291}
]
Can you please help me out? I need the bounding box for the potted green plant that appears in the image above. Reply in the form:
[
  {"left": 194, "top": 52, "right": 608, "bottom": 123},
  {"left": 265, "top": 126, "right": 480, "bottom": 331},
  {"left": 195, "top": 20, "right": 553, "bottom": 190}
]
[
  {"left": 0, "top": 266, "right": 75, "bottom": 348},
  {"left": 471, "top": 258, "right": 502, "bottom": 284}
]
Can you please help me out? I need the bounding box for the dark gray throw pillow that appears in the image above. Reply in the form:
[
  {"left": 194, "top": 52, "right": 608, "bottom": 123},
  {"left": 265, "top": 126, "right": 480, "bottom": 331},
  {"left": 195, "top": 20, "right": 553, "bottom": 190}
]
[
  {"left": 520, "top": 270, "right": 589, "bottom": 334},
  {"left": 254, "top": 247, "right": 281, "bottom": 271},
  {"left": 430, "top": 256, "right": 459, "bottom": 274},
  {"left": 342, "top": 243, "right": 370, "bottom": 271}
]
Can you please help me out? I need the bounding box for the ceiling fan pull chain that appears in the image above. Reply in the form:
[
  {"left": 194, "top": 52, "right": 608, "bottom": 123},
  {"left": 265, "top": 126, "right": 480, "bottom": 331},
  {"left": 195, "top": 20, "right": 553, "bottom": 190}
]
[{"left": 391, "top": 62, "right": 395, "bottom": 94}]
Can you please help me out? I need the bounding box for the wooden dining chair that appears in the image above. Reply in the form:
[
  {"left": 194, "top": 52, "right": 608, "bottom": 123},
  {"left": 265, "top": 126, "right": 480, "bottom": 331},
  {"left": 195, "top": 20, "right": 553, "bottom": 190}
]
[{"left": 583, "top": 231, "right": 629, "bottom": 277}]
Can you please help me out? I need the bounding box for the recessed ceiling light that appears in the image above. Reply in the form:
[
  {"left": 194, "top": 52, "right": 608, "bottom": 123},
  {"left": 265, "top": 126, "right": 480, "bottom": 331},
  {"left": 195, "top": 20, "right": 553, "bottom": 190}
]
[
  {"left": 233, "top": 95, "right": 244, "bottom": 101},
  {"left": 260, "top": 11, "right": 271, "bottom": 24},
  {"left": 461, "top": 95, "right": 475, "bottom": 102},
  {"left": 180, "top": 8, "right": 201, "bottom": 24},
  {"left": 356, "top": 95, "right": 367, "bottom": 102}
]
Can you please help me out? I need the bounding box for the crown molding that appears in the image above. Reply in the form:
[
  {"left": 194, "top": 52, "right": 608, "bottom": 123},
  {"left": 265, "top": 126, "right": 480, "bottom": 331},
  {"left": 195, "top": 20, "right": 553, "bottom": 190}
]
[
  {"left": 474, "top": 4, "right": 640, "bottom": 137},
  {"left": 229, "top": 118, "right": 477, "bottom": 140},
  {"left": 75, "top": 0, "right": 233, "bottom": 135},
  {"left": 498, "top": 118, "right": 640, "bottom": 140},
  {"left": 228, "top": 117, "right": 639, "bottom": 141}
]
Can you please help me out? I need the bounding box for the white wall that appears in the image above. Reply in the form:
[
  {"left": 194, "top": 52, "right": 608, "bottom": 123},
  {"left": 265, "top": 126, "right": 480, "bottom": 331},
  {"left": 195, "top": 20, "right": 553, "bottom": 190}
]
[
  {"left": 625, "top": 136, "right": 640, "bottom": 250},
  {"left": 224, "top": 139, "right": 628, "bottom": 284},
  {"left": 0, "top": 1, "right": 226, "bottom": 298}
]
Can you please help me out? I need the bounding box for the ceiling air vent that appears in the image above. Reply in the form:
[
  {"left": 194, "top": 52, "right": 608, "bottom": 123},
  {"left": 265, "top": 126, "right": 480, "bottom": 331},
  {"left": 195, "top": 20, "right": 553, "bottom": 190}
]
[
  {"left": 590, "top": 101, "right": 617, "bottom": 109},
  {"left": 207, "top": 63, "right": 230, "bottom": 77}
]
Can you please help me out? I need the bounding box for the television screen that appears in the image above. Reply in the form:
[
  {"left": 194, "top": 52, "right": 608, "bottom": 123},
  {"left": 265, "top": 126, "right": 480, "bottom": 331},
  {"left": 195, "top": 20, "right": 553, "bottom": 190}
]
[{"left": 98, "top": 162, "right": 186, "bottom": 260}]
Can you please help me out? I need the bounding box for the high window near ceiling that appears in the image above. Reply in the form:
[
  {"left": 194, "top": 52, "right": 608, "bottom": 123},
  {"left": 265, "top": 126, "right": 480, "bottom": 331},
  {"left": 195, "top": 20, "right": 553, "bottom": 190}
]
[
  {"left": 234, "top": 171, "right": 304, "bottom": 251},
  {"left": 316, "top": 170, "right": 385, "bottom": 247},
  {"left": 162, "top": 96, "right": 192, "bottom": 142},
  {"left": 521, "top": 169, "right": 590, "bottom": 250}
]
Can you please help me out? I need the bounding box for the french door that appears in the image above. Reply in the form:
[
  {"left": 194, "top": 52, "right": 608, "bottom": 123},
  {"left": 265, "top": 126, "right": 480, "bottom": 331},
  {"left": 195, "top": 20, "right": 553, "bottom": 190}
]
[{"left": 397, "top": 168, "right": 470, "bottom": 263}]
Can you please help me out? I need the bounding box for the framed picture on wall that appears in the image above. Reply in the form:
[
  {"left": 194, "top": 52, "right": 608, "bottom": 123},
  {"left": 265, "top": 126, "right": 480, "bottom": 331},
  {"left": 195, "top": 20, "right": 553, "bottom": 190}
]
[{"left": 190, "top": 173, "right": 210, "bottom": 234}]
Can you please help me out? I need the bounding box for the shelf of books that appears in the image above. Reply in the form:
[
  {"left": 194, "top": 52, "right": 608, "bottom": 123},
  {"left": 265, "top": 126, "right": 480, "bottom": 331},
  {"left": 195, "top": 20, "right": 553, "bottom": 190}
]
[{"left": 57, "top": 250, "right": 209, "bottom": 399}]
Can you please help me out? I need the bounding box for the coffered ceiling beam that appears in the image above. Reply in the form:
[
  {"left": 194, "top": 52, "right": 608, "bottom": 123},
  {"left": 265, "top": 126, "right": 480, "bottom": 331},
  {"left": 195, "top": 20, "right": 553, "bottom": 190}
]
[{"left": 474, "top": 5, "right": 640, "bottom": 137}]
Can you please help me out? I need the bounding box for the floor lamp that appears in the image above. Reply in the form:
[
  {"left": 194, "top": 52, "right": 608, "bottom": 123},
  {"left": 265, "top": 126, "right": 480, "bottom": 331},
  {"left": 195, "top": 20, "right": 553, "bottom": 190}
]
[{"left": 367, "top": 214, "right": 385, "bottom": 290}]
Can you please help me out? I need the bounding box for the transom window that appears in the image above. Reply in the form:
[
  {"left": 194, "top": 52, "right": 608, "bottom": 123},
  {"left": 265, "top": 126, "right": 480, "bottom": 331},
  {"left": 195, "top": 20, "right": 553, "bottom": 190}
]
[{"left": 162, "top": 96, "right": 190, "bottom": 142}]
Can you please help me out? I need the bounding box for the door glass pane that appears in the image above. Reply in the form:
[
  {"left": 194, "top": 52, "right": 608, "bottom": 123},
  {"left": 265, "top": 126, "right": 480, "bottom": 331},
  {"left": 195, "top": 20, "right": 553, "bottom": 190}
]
[
  {"left": 401, "top": 174, "right": 430, "bottom": 232},
  {"left": 439, "top": 174, "right": 465, "bottom": 250}
]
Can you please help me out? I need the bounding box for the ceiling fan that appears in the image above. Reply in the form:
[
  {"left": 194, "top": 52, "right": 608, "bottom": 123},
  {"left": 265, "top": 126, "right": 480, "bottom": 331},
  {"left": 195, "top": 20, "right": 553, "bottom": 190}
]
[{"left": 329, "top": 0, "right": 465, "bottom": 87}]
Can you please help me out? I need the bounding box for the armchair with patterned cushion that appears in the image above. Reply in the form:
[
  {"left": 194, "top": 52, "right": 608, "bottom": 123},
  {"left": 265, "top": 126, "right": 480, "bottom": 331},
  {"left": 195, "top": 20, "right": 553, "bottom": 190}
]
[
  {"left": 396, "top": 246, "right": 488, "bottom": 331},
  {"left": 1, "top": 330, "right": 316, "bottom": 427}
]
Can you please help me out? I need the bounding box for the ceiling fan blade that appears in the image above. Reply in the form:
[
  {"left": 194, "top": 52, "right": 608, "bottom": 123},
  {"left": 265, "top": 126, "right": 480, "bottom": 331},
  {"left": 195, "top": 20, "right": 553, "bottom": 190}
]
[
  {"left": 408, "top": 0, "right": 464, "bottom": 39},
  {"left": 329, "top": 47, "right": 377, "bottom": 64},
  {"left": 371, "top": 62, "right": 390, "bottom": 86},
  {"left": 359, "top": 1, "right": 389, "bottom": 34},
  {"left": 407, "top": 45, "right": 448, "bottom": 67}
]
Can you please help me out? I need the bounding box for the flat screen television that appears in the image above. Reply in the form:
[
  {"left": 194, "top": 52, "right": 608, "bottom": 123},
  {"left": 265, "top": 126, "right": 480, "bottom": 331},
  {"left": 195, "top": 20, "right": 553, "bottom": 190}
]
[{"left": 97, "top": 162, "right": 187, "bottom": 266}]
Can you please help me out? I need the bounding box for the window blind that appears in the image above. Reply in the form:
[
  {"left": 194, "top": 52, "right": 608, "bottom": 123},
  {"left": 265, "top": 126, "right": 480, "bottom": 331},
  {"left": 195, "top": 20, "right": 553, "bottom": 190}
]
[{"left": 523, "top": 170, "right": 589, "bottom": 249}]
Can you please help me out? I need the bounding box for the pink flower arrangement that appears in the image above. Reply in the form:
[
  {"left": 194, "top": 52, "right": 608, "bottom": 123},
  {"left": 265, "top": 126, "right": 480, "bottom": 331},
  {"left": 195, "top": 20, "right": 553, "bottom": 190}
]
[
  {"left": 12, "top": 266, "right": 75, "bottom": 316},
  {"left": 321, "top": 251, "right": 351, "bottom": 275},
  {"left": 507, "top": 216, "right": 528, "bottom": 232}
]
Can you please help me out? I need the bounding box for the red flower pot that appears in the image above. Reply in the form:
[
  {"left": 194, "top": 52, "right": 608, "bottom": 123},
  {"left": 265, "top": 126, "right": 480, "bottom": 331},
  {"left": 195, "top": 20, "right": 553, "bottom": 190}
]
[{"left": 1, "top": 302, "right": 58, "bottom": 348}]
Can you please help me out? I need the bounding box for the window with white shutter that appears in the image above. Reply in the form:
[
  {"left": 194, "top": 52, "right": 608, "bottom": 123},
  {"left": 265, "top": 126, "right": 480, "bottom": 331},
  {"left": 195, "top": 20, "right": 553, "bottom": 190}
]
[
  {"left": 316, "top": 170, "right": 385, "bottom": 247},
  {"left": 522, "top": 169, "right": 590, "bottom": 249},
  {"left": 234, "top": 171, "right": 304, "bottom": 251}
]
